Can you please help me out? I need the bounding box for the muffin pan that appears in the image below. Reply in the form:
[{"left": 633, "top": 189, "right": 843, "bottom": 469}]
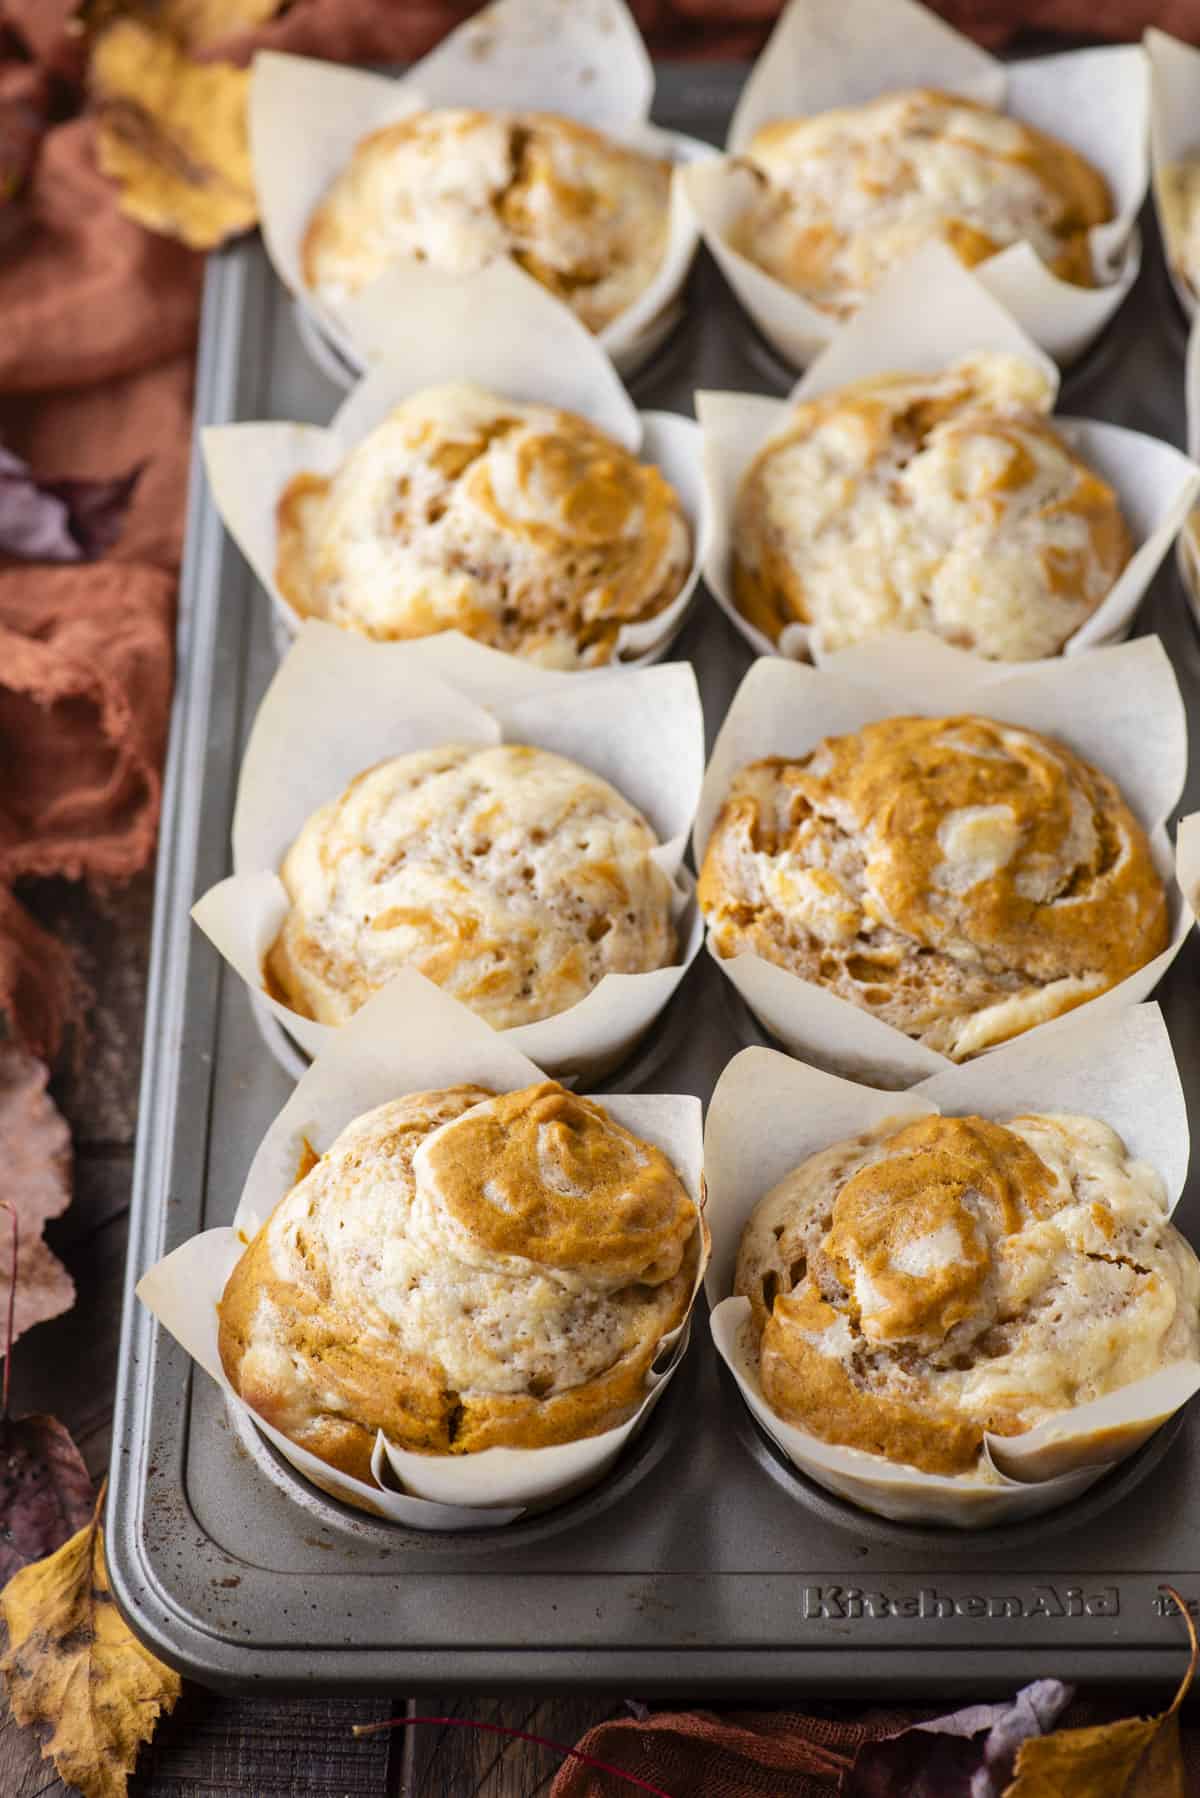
[{"left": 108, "top": 64, "right": 1200, "bottom": 1694}]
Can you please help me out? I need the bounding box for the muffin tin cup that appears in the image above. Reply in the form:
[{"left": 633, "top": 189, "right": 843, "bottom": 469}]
[
  {"left": 1148, "top": 28, "right": 1200, "bottom": 323},
  {"left": 201, "top": 258, "right": 710, "bottom": 671},
  {"left": 692, "top": 635, "right": 1191, "bottom": 1088},
  {"left": 681, "top": 0, "right": 1147, "bottom": 369},
  {"left": 191, "top": 621, "right": 707, "bottom": 1085},
  {"left": 137, "top": 969, "right": 709, "bottom": 1530},
  {"left": 697, "top": 245, "right": 1200, "bottom": 668},
  {"left": 249, "top": 0, "right": 717, "bottom": 385},
  {"left": 704, "top": 1002, "right": 1200, "bottom": 1528}
]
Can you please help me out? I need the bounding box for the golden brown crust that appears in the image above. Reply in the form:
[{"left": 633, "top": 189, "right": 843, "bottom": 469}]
[
  {"left": 735, "top": 1111, "right": 1200, "bottom": 1477},
  {"left": 730, "top": 358, "right": 1132, "bottom": 660},
  {"left": 735, "top": 89, "right": 1113, "bottom": 315},
  {"left": 698, "top": 716, "right": 1168, "bottom": 1060},
  {"left": 301, "top": 108, "right": 671, "bottom": 335},
  {"left": 273, "top": 383, "right": 690, "bottom": 668},
  {"left": 218, "top": 1082, "right": 700, "bottom": 1484}
]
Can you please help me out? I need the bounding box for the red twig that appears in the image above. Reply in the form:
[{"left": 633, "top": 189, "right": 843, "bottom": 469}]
[
  {"left": 0, "top": 1199, "right": 16, "bottom": 1422},
  {"left": 351, "top": 1713, "right": 675, "bottom": 1796}
]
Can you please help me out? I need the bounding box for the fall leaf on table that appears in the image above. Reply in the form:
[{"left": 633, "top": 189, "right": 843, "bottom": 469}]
[
  {"left": 0, "top": 446, "right": 142, "bottom": 562},
  {"left": 90, "top": 16, "right": 256, "bottom": 250},
  {"left": 1002, "top": 1589, "right": 1197, "bottom": 1795},
  {"left": 0, "top": 1046, "right": 74, "bottom": 1350},
  {"left": 845, "top": 1678, "right": 1074, "bottom": 1795},
  {"left": 1, "top": 1481, "right": 181, "bottom": 1798},
  {"left": 83, "top": 0, "right": 286, "bottom": 53},
  {"left": 1, "top": 1411, "right": 94, "bottom": 1586}
]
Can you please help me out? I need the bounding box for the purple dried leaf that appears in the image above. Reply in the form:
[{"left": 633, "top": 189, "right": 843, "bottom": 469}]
[
  {"left": 844, "top": 1679, "right": 1074, "bottom": 1797},
  {"left": 0, "top": 1412, "right": 94, "bottom": 1585},
  {"left": 45, "top": 466, "right": 144, "bottom": 560},
  {"left": 0, "top": 445, "right": 142, "bottom": 562}
]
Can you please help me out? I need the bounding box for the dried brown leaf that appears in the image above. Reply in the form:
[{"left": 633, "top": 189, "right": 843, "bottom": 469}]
[
  {"left": 1003, "top": 1589, "right": 1197, "bottom": 1795},
  {"left": 92, "top": 17, "right": 255, "bottom": 250},
  {"left": 1, "top": 1483, "right": 181, "bottom": 1798},
  {"left": 0, "top": 1046, "right": 73, "bottom": 1350},
  {"left": 85, "top": 0, "right": 285, "bottom": 52},
  {"left": 0, "top": 1412, "right": 94, "bottom": 1584}
]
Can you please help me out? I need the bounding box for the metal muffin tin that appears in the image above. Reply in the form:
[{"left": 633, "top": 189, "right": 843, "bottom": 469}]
[{"left": 108, "top": 64, "right": 1200, "bottom": 1695}]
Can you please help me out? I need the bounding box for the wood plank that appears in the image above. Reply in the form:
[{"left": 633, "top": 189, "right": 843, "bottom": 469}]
[{"left": 405, "top": 1696, "right": 625, "bottom": 1798}]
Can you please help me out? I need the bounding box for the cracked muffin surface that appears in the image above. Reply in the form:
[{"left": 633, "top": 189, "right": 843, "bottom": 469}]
[
  {"left": 218, "top": 1082, "right": 701, "bottom": 1480},
  {"left": 731, "top": 354, "right": 1131, "bottom": 660},
  {"left": 697, "top": 715, "right": 1168, "bottom": 1061},
  {"left": 734, "top": 1111, "right": 1200, "bottom": 1477},
  {"left": 302, "top": 107, "right": 672, "bottom": 333},
  {"left": 265, "top": 741, "right": 676, "bottom": 1031},
  {"left": 733, "top": 88, "right": 1113, "bottom": 317},
  {"left": 275, "top": 382, "right": 691, "bottom": 667}
]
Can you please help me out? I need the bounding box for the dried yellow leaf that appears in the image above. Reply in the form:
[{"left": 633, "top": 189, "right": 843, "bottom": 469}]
[
  {"left": 86, "top": 0, "right": 285, "bottom": 53},
  {"left": 1004, "top": 1589, "right": 1196, "bottom": 1796},
  {"left": 92, "top": 18, "right": 255, "bottom": 250},
  {"left": 1, "top": 1486, "right": 181, "bottom": 1798}
]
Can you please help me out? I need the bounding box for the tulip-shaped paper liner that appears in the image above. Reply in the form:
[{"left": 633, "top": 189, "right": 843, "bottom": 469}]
[
  {"left": 137, "top": 971, "right": 707, "bottom": 1530},
  {"left": 1176, "top": 309, "right": 1200, "bottom": 607},
  {"left": 693, "top": 634, "right": 1190, "bottom": 1087},
  {"left": 697, "top": 245, "right": 1200, "bottom": 666},
  {"left": 192, "top": 622, "right": 705, "bottom": 1082},
  {"left": 706, "top": 1002, "right": 1200, "bottom": 1527},
  {"left": 201, "top": 259, "right": 709, "bottom": 667},
  {"left": 682, "top": 0, "right": 1147, "bottom": 367},
  {"left": 1174, "top": 813, "right": 1200, "bottom": 933},
  {"left": 1148, "top": 28, "right": 1200, "bottom": 319},
  {"left": 249, "top": 0, "right": 715, "bottom": 382}
]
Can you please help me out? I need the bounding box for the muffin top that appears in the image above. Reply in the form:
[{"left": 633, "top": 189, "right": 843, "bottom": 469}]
[
  {"left": 275, "top": 382, "right": 691, "bottom": 668},
  {"left": 734, "top": 1111, "right": 1200, "bottom": 1477},
  {"left": 218, "top": 1081, "right": 700, "bottom": 1480},
  {"left": 302, "top": 107, "right": 672, "bottom": 334},
  {"left": 697, "top": 715, "right": 1168, "bottom": 1060},
  {"left": 265, "top": 742, "right": 676, "bottom": 1031},
  {"left": 731, "top": 353, "right": 1131, "bottom": 660},
  {"left": 733, "top": 89, "right": 1113, "bottom": 316}
]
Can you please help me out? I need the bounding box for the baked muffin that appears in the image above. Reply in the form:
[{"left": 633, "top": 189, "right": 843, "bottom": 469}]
[
  {"left": 275, "top": 382, "right": 691, "bottom": 668},
  {"left": 302, "top": 108, "right": 672, "bottom": 335},
  {"left": 265, "top": 742, "right": 676, "bottom": 1031},
  {"left": 733, "top": 89, "right": 1113, "bottom": 317},
  {"left": 732, "top": 354, "right": 1132, "bottom": 659},
  {"left": 1158, "top": 158, "right": 1200, "bottom": 299},
  {"left": 219, "top": 1080, "right": 701, "bottom": 1479},
  {"left": 734, "top": 1110, "right": 1200, "bottom": 1478},
  {"left": 697, "top": 716, "right": 1168, "bottom": 1061}
]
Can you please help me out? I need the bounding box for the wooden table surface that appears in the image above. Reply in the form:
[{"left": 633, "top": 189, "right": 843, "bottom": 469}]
[{"left": 0, "top": 876, "right": 620, "bottom": 1798}]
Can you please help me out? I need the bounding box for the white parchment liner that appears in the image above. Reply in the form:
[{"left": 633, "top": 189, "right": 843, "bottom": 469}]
[
  {"left": 705, "top": 1002, "right": 1200, "bottom": 1526},
  {"left": 137, "top": 970, "right": 707, "bottom": 1530},
  {"left": 682, "top": 0, "right": 1147, "bottom": 367},
  {"left": 698, "top": 245, "right": 1200, "bottom": 666},
  {"left": 249, "top": 0, "right": 717, "bottom": 383},
  {"left": 1176, "top": 307, "right": 1200, "bottom": 607},
  {"left": 202, "top": 258, "right": 709, "bottom": 669},
  {"left": 192, "top": 620, "right": 705, "bottom": 1083},
  {"left": 693, "top": 635, "right": 1190, "bottom": 1087},
  {"left": 1174, "top": 813, "right": 1200, "bottom": 933},
  {"left": 1148, "top": 28, "right": 1200, "bottom": 320}
]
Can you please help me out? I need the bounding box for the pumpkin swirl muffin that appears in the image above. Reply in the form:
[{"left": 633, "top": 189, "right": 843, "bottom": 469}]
[
  {"left": 733, "top": 89, "right": 1113, "bottom": 317},
  {"left": 275, "top": 382, "right": 691, "bottom": 667},
  {"left": 697, "top": 716, "right": 1168, "bottom": 1060},
  {"left": 731, "top": 354, "right": 1132, "bottom": 659},
  {"left": 218, "top": 1081, "right": 702, "bottom": 1478},
  {"left": 302, "top": 108, "right": 672, "bottom": 334},
  {"left": 734, "top": 1111, "right": 1200, "bottom": 1478},
  {"left": 265, "top": 742, "right": 676, "bottom": 1031}
]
